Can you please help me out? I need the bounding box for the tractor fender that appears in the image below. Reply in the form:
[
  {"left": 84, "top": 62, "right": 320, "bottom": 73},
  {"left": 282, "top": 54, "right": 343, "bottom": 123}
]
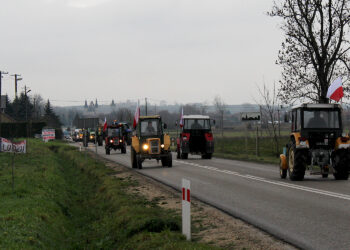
[
  {"left": 163, "top": 134, "right": 171, "bottom": 151},
  {"left": 291, "top": 132, "right": 309, "bottom": 149},
  {"left": 131, "top": 136, "right": 140, "bottom": 153},
  {"left": 335, "top": 136, "right": 350, "bottom": 150},
  {"left": 280, "top": 154, "right": 288, "bottom": 170}
]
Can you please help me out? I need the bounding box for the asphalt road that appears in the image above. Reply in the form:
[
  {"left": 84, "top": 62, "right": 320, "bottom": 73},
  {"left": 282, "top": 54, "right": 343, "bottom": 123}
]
[{"left": 80, "top": 142, "right": 350, "bottom": 250}]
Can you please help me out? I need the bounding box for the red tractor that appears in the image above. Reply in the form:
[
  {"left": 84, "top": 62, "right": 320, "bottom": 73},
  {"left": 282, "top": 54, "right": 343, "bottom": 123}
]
[
  {"left": 176, "top": 115, "right": 214, "bottom": 159},
  {"left": 105, "top": 123, "right": 127, "bottom": 155}
]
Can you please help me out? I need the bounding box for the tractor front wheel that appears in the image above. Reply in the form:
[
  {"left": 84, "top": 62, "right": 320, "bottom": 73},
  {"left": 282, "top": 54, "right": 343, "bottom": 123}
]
[
  {"left": 121, "top": 145, "right": 127, "bottom": 154},
  {"left": 131, "top": 148, "right": 137, "bottom": 168},
  {"left": 136, "top": 155, "right": 143, "bottom": 169}
]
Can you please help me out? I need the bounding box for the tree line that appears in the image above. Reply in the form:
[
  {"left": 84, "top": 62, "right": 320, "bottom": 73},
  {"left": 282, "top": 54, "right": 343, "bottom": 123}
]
[{"left": 4, "top": 93, "right": 62, "bottom": 128}]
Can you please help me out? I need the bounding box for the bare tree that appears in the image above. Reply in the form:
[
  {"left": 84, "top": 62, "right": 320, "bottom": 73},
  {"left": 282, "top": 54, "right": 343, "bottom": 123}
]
[
  {"left": 256, "top": 83, "right": 280, "bottom": 157},
  {"left": 31, "top": 93, "right": 44, "bottom": 120},
  {"left": 116, "top": 108, "right": 133, "bottom": 123},
  {"left": 268, "top": 0, "right": 350, "bottom": 103},
  {"left": 213, "top": 96, "right": 225, "bottom": 137}
]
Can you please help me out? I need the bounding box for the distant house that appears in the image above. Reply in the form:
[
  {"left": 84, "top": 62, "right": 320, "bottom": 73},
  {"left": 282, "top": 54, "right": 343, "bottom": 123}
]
[{"left": 0, "top": 113, "right": 16, "bottom": 123}]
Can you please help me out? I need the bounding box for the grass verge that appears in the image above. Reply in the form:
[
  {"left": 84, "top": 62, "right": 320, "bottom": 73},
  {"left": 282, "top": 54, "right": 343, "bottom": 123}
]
[
  {"left": 0, "top": 139, "right": 215, "bottom": 249},
  {"left": 214, "top": 136, "right": 290, "bottom": 164}
]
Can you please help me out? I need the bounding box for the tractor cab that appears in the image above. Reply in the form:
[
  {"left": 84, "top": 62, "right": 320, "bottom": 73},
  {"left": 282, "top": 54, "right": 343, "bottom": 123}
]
[
  {"left": 291, "top": 103, "right": 342, "bottom": 149},
  {"left": 280, "top": 103, "right": 350, "bottom": 180},
  {"left": 131, "top": 115, "right": 172, "bottom": 169},
  {"left": 177, "top": 115, "right": 214, "bottom": 159},
  {"left": 105, "top": 123, "right": 127, "bottom": 155}
]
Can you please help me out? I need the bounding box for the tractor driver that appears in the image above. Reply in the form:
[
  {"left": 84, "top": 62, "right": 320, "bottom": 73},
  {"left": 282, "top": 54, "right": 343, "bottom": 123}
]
[
  {"left": 191, "top": 119, "right": 203, "bottom": 129},
  {"left": 145, "top": 121, "right": 156, "bottom": 134},
  {"left": 307, "top": 111, "right": 327, "bottom": 128}
]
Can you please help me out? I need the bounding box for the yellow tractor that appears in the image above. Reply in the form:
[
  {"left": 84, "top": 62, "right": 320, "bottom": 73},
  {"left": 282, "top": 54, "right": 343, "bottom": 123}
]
[
  {"left": 280, "top": 103, "right": 350, "bottom": 180},
  {"left": 131, "top": 115, "right": 172, "bottom": 169}
]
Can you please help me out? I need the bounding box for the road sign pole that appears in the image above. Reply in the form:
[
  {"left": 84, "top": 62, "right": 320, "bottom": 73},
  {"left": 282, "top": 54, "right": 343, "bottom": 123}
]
[
  {"left": 182, "top": 178, "right": 191, "bottom": 240},
  {"left": 256, "top": 125, "right": 259, "bottom": 157}
]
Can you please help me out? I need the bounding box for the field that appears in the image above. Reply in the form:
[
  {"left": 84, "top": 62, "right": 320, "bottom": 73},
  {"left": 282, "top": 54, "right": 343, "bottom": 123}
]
[
  {"left": 0, "top": 140, "right": 214, "bottom": 249},
  {"left": 168, "top": 128, "right": 290, "bottom": 164}
]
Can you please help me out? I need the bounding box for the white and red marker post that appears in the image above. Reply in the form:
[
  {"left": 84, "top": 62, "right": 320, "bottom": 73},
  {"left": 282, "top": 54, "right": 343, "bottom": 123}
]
[{"left": 182, "top": 178, "right": 191, "bottom": 240}]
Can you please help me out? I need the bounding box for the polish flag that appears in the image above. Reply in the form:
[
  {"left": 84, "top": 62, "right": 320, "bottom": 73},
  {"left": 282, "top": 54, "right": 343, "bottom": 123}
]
[
  {"left": 179, "top": 107, "right": 184, "bottom": 127},
  {"left": 103, "top": 117, "right": 107, "bottom": 131},
  {"left": 327, "top": 77, "right": 343, "bottom": 102},
  {"left": 133, "top": 103, "right": 140, "bottom": 128}
]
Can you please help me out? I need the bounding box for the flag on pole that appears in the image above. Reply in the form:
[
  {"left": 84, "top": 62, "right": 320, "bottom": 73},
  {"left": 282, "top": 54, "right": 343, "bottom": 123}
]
[
  {"left": 179, "top": 107, "right": 184, "bottom": 127},
  {"left": 133, "top": 103, "right": 140, "bottom": 128},
  {"left": 327, "top": 77, "right": 343, "bottom": 102},
  {"left": 103, "top": 117, "right": 107, "bottom": 131}
]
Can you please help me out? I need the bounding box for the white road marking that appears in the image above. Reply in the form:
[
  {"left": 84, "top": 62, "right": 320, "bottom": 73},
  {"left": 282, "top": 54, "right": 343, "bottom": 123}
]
[{"left": 174, "top": 160, "right": 350, "bottom": 201}]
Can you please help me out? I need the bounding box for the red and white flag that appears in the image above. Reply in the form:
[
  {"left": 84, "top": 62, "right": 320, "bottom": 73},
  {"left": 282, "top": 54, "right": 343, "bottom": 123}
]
[
  {"left": 133, "top": 103, "right": 140, "bottom": 128},
  {"left": 103, "top": 117, "right": 107, "bottom": 131},
  {"left": 179, "top": 107, "right": 184, "bottom": 127},
  {"left": 327, "top": 77, "right": 343, "bottom": 102}
]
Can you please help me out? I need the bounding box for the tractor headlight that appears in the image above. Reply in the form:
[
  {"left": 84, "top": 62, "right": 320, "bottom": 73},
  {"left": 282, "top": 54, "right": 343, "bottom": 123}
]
[
  {"left": 143, "top": 144, "right": 149, "bottom": 150},
  {"left": 110, "top": 139, "right": 113, "bottom": 143},
  {"left": 161, "top": 144, "right": 165, "bottom": 148},
  {"left": 119, "top": 139, "right": 123, "bottom": 143}
]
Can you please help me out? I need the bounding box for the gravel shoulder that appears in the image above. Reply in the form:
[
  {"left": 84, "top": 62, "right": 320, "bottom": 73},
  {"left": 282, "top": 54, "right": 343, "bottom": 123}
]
[{"left": 93, "top": 152, "right": 296, "bottom": 250}]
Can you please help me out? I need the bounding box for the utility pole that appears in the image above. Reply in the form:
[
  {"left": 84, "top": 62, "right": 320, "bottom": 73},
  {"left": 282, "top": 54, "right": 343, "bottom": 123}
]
[
  {"left": 0, "top": 70, "right": 9, "bottom": 138},
  {"left": 145, "top": 98, "right": 148, "bottom": 116},
  {"left": 12, "top": 74, "right": 22, "bottom": 98},
  {"left": 24, "top": 85, "right": 31, "bottom": 138}
]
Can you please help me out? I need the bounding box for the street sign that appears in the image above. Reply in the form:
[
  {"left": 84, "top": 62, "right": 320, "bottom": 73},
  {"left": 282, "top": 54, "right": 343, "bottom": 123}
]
[
  {"left": 0, "top": 138, "right": 26, "bottom": 153},
  {"left": 241, "top": 112, "right": 261, "bottom": 121},
  {"left": 42, "top": 129, "right": 55, "bottom": 142}
]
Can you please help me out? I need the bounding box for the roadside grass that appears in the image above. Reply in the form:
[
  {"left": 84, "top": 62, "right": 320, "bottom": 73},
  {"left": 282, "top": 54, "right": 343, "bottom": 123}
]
[
  {"left": 214, "top": 136, "right": 290, "bottom": 164},
  {"left": 0, "top": 139, "right": 216, "bottom": 249}
]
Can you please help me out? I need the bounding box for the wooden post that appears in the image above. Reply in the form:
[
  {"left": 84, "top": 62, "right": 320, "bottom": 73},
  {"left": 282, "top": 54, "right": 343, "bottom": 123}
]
[
  {"left": 245, "top": 125, "right": 248, "bottom": 155},
  {"left": 12, "top": 153, "right": 15, "bottom": 192}
]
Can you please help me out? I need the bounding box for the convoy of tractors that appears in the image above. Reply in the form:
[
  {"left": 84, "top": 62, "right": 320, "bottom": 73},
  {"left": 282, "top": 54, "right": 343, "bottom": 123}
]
[{"left": 71, "top": 102, "right": 350, "bottom": 181}]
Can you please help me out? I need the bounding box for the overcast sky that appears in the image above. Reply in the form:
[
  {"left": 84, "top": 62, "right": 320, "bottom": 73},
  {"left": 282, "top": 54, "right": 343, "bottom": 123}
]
[{"left": 0, "top": 0, "right": 283, "bottom": 106}]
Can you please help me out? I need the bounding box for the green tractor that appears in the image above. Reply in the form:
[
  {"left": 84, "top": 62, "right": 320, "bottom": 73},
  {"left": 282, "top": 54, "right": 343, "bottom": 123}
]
[
  {"left": 280, "top": 103, "right": 350, "bottom": 181},
  {"left": 130, "top": 115, "right": 172, "bottom": 169}
]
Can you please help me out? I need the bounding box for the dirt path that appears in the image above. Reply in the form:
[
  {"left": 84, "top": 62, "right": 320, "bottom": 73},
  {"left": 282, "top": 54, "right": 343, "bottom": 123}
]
[{"left": 95, "top": 153, "right": 296, "bottom": 250}]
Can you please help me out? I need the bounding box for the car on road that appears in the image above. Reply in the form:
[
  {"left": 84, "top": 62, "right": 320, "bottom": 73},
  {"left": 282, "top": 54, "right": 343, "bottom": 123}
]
[
  {"left": 130, "top": 115, "right": 172, "bottom": 169},
  {"left": 176, "top": 115, "right": 214, "bottom": 159},
  {"left": 280, "top": 103, "right": 350, "bottom": 180},
  {"left": 105, "top": 124, "right": 127, "bottom": 155}
]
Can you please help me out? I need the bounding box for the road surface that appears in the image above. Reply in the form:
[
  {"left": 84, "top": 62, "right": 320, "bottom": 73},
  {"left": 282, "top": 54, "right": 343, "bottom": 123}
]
[{"left": 80, "top": 142, "right": 350, "bottom": 250}]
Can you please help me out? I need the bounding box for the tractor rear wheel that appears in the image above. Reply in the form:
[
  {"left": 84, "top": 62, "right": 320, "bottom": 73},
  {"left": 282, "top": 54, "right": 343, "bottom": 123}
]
[
  {"left": 333, "top": 149, "right": 349, "bottom": 180},
  {"left": 167, "top": 153, "right": 172, "bottom": 167},
  {"left": 288, "top": 145, "right": 306, "bottom": 181},
  {"left": 181, "top": 153, "right": 188, "bottom": 159},
  {"left": 202, "top": 153, "right": 212, "bottom": 159},
  {"left": 121, "top": 145, "right": 126, "bottom": 154},
  {"left": 136, "top": 155, "right": 143, "bottom": 169}
]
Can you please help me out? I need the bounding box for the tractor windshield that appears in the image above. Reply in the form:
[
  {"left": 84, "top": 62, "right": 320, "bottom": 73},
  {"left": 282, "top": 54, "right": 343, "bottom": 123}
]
[
  {"left": 140, "top": 119, "right": 160, "bottom": 136},
  {"left": 184, "top": 119, "right": 211, "bottom": 130},
  {"left": 303, "top": 110, "right": 340, "bottom": 129},
  {"left": 108, "top": 128, "right": 120, "bottom": 137}
]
